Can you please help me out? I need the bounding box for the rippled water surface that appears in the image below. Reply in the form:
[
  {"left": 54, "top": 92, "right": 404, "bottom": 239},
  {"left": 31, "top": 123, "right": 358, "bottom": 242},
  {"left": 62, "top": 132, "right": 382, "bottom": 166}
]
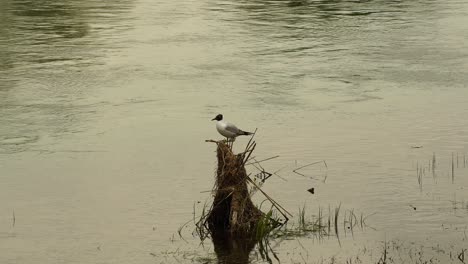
[{"left": 1, "top": 0, "right": 468, "bottom": 263}]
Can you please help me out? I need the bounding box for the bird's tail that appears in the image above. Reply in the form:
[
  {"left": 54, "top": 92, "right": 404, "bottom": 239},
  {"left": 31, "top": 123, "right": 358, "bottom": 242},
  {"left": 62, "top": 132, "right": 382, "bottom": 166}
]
[{"left": 241, "top": 130, "right": 254, "bottom": 136}]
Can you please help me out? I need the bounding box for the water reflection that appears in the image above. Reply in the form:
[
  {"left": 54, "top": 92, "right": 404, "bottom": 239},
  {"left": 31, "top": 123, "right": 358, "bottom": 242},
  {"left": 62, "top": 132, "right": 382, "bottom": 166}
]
[
  {"left": 11, "top": 0, "right": 89, "bottom": 40},
  {"left": 219, "top": 0, "right": 438, "bottom": 41},
  {"left": 0, "top": 0, "right": 135, "bottom": 153},
  {"left": 0, "top": 3, "right": 14, "bottom": 72},
  {"left": 206, "top": 0, "right": 448, "bottom": 108},
  {"left": 1, "top": 0, "right": 135, "bottom": 68},
  {"left": 211, "top": 231, "right": 257, "bottom": 264}
]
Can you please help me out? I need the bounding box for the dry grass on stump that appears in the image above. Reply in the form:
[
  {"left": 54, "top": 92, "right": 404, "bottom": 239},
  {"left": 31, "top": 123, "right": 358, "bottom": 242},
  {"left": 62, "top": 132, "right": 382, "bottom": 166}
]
[{"left": 198, "top": 136, "right": 290, "bottom": 241}]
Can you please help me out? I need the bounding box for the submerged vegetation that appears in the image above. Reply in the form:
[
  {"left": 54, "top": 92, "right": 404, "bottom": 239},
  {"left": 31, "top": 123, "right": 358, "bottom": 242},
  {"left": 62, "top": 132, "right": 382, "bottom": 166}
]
[{"left": 414, "top": 151, "right": 468, "bottom": 191}]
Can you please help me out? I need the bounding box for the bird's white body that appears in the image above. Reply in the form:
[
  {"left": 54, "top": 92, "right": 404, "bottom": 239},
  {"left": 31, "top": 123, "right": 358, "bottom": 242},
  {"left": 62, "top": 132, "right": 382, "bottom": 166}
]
[
  {"left": 212, "top": 114, "right": 252, "bottom": 140},
  {"left": 216, "top": 120, "right": 241, "bottom": 138}
]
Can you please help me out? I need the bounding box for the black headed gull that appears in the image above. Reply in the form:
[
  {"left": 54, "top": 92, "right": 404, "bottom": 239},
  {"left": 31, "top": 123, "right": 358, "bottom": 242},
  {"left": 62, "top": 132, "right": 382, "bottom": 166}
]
[{"left": 211, "top": 114, "right": 253, "bottom": 139}]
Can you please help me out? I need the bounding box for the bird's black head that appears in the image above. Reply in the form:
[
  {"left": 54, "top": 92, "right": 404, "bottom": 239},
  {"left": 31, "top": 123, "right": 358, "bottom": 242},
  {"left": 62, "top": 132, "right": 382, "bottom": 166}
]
[{"left": 211, "top": 114, "right": 223, "bottom": 121}]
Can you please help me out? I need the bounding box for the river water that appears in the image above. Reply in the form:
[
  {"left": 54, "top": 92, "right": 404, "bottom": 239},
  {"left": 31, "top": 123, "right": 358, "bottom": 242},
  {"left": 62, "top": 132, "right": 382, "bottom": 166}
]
[{"left": 1, "top": 0, "right": 468, "bottom": 263}]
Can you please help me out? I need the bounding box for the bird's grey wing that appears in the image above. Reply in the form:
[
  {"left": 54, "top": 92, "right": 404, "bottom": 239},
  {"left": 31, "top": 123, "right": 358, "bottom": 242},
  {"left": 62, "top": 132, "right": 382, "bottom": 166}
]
[{"left": 225, "top": 123, "right": 241, "bottom": 135}]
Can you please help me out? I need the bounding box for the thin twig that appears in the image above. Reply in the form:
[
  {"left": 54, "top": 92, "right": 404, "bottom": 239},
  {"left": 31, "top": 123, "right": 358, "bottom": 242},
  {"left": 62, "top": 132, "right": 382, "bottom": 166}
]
[
  {"left": 293, "top": 160, "right": 327, "bottom": 172},
  {"left": 247, "top": 176, "right": 293, "bottom": 218},
  {"left": 252, "top": 159, "right": 266, "bottom": 172},
  {"left": 246, "top": 155, "right": 280, "bottom": 166},
  {"left": 244, "top": 128, "right": 258, "bottom": 153},
  {"left": 243, "top": 143, "right": 256, "bottom": 165}
]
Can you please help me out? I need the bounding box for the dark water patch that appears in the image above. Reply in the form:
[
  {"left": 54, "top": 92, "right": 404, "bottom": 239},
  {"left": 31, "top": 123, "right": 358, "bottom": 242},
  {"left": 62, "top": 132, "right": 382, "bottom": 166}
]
[
  {"left": 0, "top": 135, "right": 40, "bottom": 146},
  {"left": 0, "top": 135, "right": 40, "bottom": 154},
  {"left": 112, "top": 98, "right": 161, "bottom": 107},
  {"left": 340, "top": 95, "right": 383, "bottom": 103}
]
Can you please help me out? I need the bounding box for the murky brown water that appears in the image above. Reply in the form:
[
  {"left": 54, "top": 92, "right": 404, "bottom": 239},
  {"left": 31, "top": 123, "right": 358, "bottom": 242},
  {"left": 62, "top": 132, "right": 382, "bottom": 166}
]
[{"left": 1, "top": 0, "right": 468, "bottom": 263}]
